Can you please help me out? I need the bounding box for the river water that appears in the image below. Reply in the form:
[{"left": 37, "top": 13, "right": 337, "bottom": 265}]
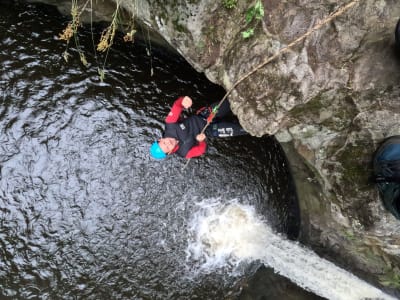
[{"left": 0, "top": 2, "right": 392, "bottom": 300}]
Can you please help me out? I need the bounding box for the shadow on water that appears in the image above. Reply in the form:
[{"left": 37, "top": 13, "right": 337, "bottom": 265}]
[{"left": 0, "top": 1, "right": 321, "bottom": 299}]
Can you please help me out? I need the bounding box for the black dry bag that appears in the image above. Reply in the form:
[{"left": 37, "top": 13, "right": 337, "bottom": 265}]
[{"left": 373, "top": 135, "right": 400, "bottom": 219}]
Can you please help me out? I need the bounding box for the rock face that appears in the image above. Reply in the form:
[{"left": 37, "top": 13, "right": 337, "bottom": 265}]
[{"left": 33, "top": 0, "right": 400, "bottom": 293}]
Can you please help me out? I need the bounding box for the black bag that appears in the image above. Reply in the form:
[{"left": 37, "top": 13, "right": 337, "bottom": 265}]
[{"left": 373, "top": 136, "right": 400, "bottom": 219}]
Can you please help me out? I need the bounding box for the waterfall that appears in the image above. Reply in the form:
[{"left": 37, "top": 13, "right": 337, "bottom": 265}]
[{"left": 186, "top": 198, "right": 395, "bottom": 300}]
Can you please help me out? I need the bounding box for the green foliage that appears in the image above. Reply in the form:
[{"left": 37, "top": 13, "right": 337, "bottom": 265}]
[
  {"left": 222, "top": 0, "right": 237, "bottom": 9},
  {"left": 59, "top": 0, "right": 138, "bottom": 82},
  {"left": 343, "top": 230, "right": 356, "bottom": 241},
  {"left": 98, "top": 68, "right": 105, "bottom": 82},
  {"left": 241, "top": 0, "right": 264, "bottom": 39},
  {"left": 379, "top": 268, "right": 400, "bottom": 289},
  {"left": 241, "top": 28, "right": 254, "bottom": 39},
  {"left": 245, "top": 0, "right": 264, "bottom": 23}
]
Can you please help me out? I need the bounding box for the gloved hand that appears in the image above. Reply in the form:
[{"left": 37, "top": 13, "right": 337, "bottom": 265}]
[
  {"left": 196, "top": 133, "right": 206, "bottom": 142},
  {"left": 182, "top": 96, "right": 193, "bottom": 109}
]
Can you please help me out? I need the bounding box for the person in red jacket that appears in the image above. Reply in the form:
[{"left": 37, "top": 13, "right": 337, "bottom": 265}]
[{"left": 149, "top": 96, "right": 247, "bottom": 160}]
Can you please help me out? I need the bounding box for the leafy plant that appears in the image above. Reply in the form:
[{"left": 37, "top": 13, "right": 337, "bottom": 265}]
[
  {"left": 59, "top": 0, "right": 137, "bottom": 82},
  {"left": 96, "top": 1, "right": 121, "bottom": 81},
  {"left": 59, "top": 0, "right": 90, "bottom": 66},
  {"left": 222, "top": 0, "right": 237, "bottom": 9},
  {"left": 245, "top": 0, "right": 264, "bottom": 23},
  {"left": 241, "top": 0, "right": 264, "bottom": 39},
  {"left": 241, "top": 28, "right": 254, "bottom": 39}
]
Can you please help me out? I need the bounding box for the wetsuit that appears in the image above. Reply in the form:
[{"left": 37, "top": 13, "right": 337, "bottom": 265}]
[{"left": 163, "top": 97, "right": 247, "bottom": 158}]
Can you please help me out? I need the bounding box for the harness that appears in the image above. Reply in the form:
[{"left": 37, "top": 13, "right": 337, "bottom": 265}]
[{"left": 196, "top": 106, "right": 218, "bottom": 124}]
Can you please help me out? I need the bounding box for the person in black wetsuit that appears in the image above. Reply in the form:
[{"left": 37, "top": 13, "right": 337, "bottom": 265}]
[{"left": 149, "top": 96, "right": 247, "bottom": 160}]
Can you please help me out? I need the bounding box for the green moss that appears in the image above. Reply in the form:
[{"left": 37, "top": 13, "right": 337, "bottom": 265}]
[
  {"left": 223, "top": 0, "right": 237, "bottom": 9},
  {"left": 196, "top": 40, "right": 205, "bottom": 50},
  {"left": 379, "top": 268, "right": 400, "bottom": 289},
  {"left": 290, "top": 93, "right": 325, "bottom": 118},
  {"left": 172, "top": 16, "right": 187, "bottom": 33},
  {"left": 159, "top": 11, "right": 168, "bottom": 22},
  {"left": 289, "top": 91, "right": 359, "bottom": 133},
  {"left": 202, "top": 25, "right": 218, "bottom": 45},
  {"left": 336, "top": 143, "right": 371, "bottom": 192},
  {"left": 343, "top": 230, "right": 356, "bottom": 241},
  {"left": 321, "top": 107, "right": 356, "bottom": 132}
]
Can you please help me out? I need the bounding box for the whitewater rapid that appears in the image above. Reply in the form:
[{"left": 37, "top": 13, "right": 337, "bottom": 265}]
[{"left": 186, "top": 198, "right": 395, "bottom": 300}]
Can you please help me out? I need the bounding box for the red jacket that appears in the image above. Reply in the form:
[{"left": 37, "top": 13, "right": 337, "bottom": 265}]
[{"left": 165, "top": 97, "right": 207, "bottom": 158}]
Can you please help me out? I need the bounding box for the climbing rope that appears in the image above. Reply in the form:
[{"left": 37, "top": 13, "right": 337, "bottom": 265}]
[{"left": 182, "top": 0, "right": 360, "bottom": 170}]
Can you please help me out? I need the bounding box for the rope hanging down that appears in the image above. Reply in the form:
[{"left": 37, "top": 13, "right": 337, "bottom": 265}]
[{"left": 182, "top": 0, "right": 359, "bottom": 170}]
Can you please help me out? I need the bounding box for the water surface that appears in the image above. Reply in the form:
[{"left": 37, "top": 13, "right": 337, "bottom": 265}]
[{"left": 0, "top": 2, "right": 318, "bottom": 299}]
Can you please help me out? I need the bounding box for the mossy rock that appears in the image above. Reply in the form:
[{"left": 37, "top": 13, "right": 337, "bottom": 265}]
[{"left": 336, "top": 142, "right": 372, "bottom": 191}]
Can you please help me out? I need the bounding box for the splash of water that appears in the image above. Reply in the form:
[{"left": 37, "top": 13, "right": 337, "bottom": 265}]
[{"left": 186, "top": 199, "right": 395, "bottom": 300}]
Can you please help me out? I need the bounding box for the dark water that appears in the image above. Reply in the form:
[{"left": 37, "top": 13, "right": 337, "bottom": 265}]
[{"left": 0, "top": 1, "right": 321, "bottom": 299}]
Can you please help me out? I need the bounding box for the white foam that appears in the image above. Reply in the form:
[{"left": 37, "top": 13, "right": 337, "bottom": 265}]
[{"left": 186, "top": 198, "right": 396, "bottom": 300}]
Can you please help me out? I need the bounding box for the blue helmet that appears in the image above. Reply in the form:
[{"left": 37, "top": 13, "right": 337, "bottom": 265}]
[{"left": 150, "top": 141, "right": 167, "bottom": 160}]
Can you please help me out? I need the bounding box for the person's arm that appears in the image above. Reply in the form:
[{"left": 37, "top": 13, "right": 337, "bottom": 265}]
[
  {"left": 185, "top": 141, "right": 207, "bottom": 158},
  {"left": 165, "top": 96, "right": 192, "bottom": 124},
  {"left": 185, "top": 133, "right": 206, "bottom": 159}
]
